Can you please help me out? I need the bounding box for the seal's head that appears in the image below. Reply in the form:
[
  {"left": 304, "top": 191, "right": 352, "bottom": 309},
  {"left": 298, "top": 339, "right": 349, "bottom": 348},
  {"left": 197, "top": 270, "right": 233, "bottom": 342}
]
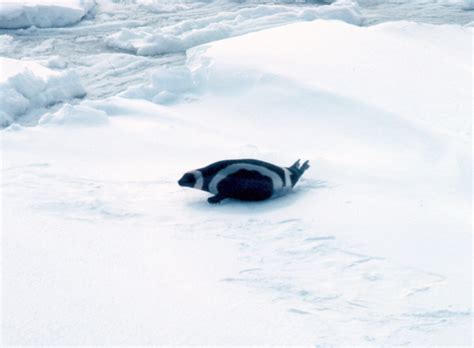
[
  {"left": 178, "top": 172, "right": 196, "bottom": 188},
  {"left": 178, "top": 170, "right": 204, "bottom": 190}
]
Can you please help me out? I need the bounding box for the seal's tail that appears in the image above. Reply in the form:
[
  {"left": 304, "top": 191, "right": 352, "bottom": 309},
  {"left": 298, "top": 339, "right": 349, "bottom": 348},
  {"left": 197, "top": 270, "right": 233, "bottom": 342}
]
[{"left": 288, "top": 159, "right": 310, "bottom": 187}]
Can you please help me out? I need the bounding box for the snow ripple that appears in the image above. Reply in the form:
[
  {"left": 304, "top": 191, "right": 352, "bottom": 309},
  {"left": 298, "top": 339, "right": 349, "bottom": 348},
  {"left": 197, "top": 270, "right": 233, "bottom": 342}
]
[{"left": 210, "top": 218, "right": 469, "bottom": 344}]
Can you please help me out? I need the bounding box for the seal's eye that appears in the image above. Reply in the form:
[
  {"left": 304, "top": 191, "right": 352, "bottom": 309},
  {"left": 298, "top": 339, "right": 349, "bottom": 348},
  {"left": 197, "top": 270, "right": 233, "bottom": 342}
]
[{"left": 178, "top": 172, "right": 196, "bottom": 188}]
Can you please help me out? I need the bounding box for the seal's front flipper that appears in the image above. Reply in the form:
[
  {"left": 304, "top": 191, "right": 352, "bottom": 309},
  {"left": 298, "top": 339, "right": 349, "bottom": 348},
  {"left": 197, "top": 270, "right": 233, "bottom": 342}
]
[{"left": 208, "top": 194, "right": 225, "bottom": 204}]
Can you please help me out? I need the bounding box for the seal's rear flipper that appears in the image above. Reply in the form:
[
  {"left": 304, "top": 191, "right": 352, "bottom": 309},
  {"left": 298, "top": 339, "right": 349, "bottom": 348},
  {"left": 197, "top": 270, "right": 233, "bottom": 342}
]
[
  {"left": 290, "top": 159, "right": 301, "bottom": 169},
  {"left": 289, "top": 160, "right": 310, "bottom": 187},
  {"left": 300, "top": 160, "right": 310, "bottom": 173}
]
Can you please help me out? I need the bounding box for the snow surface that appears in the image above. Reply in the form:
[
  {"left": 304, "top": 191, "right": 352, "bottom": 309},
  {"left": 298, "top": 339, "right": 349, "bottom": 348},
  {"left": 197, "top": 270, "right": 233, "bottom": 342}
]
[
  {"left": 0, "top": 0, "right": 95, "bottom": 29},
  {"left": 0, "top": 57, "right": 86, "bottom": 127},
  {"left": 39, "top": 103, "right": 108, "bottom": 126},
  {"left": 2, "top": 18, "right": 472, "bottom": 345}
]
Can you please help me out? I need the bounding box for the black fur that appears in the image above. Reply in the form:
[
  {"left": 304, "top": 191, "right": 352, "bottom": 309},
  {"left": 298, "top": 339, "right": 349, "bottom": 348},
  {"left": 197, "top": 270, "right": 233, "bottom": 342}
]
[
  {"left": 178, "top": 172, "right": 196, "bottom": 188},
  {"left": 216, "top": 169, "right": 273, "bottom": 201},
  {"left": 197, "top": 159, "right": 286, "bottom": 192}
]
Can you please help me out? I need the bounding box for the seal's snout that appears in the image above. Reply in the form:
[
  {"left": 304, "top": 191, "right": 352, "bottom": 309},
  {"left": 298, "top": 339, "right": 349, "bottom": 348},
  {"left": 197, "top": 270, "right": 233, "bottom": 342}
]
[{"left": 178, "top": 172, "right": 196, "bottom": 188}]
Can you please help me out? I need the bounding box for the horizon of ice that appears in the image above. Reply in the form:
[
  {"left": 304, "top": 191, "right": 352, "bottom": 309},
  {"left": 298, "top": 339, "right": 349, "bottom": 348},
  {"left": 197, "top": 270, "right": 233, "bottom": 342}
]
[{"left": 0, "top": 0, "right": 472, "bottom": 31}]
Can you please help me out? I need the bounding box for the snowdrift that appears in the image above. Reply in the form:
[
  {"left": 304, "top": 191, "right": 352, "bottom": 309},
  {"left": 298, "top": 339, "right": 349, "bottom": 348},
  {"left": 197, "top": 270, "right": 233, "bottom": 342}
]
[
  {"left": 38, "top": 103, "right": 108, "bottom": 126},
  {"left": 119, "top": 65, "right": 196, "bottom": 103},
  {"left": 0, "top": 0, "right": 95, "bottom": 29},
  {"left": 187, "top": 20, "right": 471, "bottom": 139},
  {"left": 0, "top": 57, "right": 86, "bottom": 126}
]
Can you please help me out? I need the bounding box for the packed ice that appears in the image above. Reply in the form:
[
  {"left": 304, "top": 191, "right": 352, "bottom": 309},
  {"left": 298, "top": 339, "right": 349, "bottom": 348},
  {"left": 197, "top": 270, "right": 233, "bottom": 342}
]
[
  {"left": 105, "top": 1, "right": 362, "bottom": 56},
  {"left": 0, "top": 57, "right": 85, "bottom": 126},
  {"left": 0, "top": 0, "right": 95, "bottom": 29}
]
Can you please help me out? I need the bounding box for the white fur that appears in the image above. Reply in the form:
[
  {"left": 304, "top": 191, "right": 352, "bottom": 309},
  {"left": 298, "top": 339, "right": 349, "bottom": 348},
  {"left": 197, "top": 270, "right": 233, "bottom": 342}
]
[
  {"left": 192, "top": 170, "right": 204, "bottom": 190},
  {"left": 208, "top": 163, "right": 286, "bottom": 195},
  {"left": 283, "top": 167, "right": 292, "bottom": 188}
]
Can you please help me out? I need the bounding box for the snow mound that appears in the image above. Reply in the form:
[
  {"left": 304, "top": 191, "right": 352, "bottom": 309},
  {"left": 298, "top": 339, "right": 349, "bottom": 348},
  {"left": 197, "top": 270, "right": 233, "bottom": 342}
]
[
  {"left": 0, "top": 57, "right": 86, "bottom": 127},
  {"left": 46, "top": 56, "right": 68, "bottom": 70},
  {"left": 0, "top": 0, "right": 95, "bottom": 29},
  {"left": 120, "top": 66, "right": 195, "bottom": 104},
  {"left": 39, "top": 104, "right": 108, "bottom": 126},
  {"left": 187, "top": 20, "right": 472, "bottom": 138},
  {"left": 105, "top": 0, "right": 361, "bottom": 56}
]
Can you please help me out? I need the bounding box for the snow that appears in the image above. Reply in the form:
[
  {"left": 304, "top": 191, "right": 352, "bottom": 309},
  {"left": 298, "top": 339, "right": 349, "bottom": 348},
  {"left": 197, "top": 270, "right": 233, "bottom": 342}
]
[
  {"left": 0, "top": 33, "right": 13, "bottom": 47},
  {"left": 39, "top": 103, "right": 108, "bottom": 126},
  {"left": 1, "top": 6, "right": 472, "bottom": 348},
  {"left": 119, "top": 66, "right": 196, "bottom": 104},
  {"left": 443, "top": 0, "right": 474, "bottom": 10},
  {"left": 0, "top": 0, "right": 95, "bottom": 29},
  {"left": 105, "top": 0, "right": 361, "bottom": 56},
  {"left": 46, "top": 55, "right": 68, "bottom": 69},
  {"left": 359, "top": 0, "right": 474, "bottom": 25},
  {"left": 462, "top": 0, "right": 474, "bottom": 9},
  {"left": 135, "top": 0, "right": 209, "bottom": 13},
  {"left": 187, "top": 20, "right": 472, "bottom": 139},
  {"left": 445, "top": 0, "right": 474, "bottom": 10},
  {"left": 177, "top": 21, "right": 472, "bottom": 300},
  {"left": 0, "top": 57, "right": 86, "bottom": 127}
]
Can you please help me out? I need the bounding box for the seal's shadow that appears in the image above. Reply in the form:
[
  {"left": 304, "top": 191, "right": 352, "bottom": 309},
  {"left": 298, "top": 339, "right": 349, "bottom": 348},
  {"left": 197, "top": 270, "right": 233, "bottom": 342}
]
[{"left": 185, "top": 179, "right": 329, "bottom": 214}]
